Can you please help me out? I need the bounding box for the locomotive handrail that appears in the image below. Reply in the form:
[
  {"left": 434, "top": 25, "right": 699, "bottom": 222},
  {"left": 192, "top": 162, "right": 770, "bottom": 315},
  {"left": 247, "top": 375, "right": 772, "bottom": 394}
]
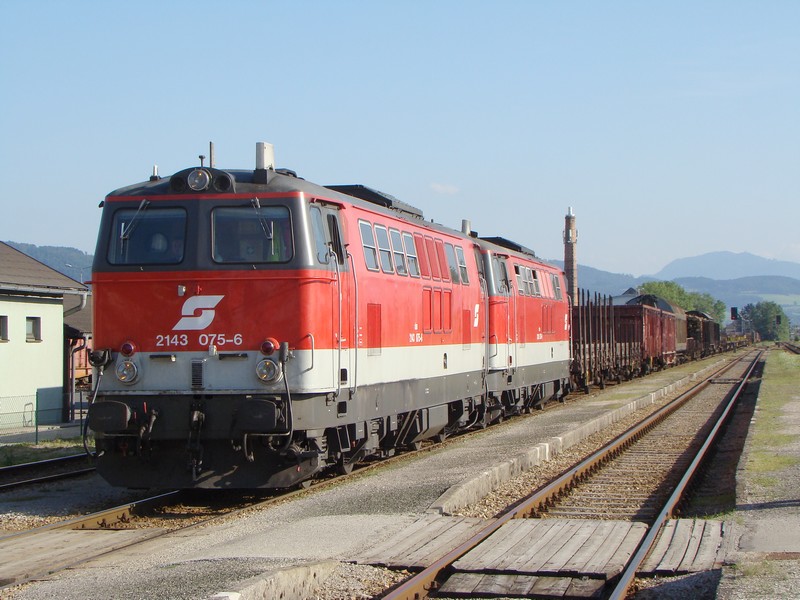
[
  {"left": 305, "top": 333, "right": 315, "bottom": 371},
  {"left": 329, "top": 246, "right": 343, "bottom": 399},
  {"left": 347, "top": 248, "right": 359, "bottom": 397},
  {"left": 480, "top": 275, "right": 490, "bottom": 386}
]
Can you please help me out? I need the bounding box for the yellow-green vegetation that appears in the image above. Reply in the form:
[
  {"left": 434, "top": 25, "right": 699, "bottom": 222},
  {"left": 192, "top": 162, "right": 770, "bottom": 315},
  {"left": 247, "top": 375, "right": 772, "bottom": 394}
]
[
  {"left": 0, "top": 437, "right": 89, "bottom": 467},
  {"left": 745, "top": 352, "right": 800, "bottom": 482},
  {"left": 736, "top": 559, "right": 787, "bottom": 580}
]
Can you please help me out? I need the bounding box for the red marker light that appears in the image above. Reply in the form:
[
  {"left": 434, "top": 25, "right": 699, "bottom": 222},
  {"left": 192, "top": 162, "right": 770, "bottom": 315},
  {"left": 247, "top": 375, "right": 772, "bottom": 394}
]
[
  {"left": 261, "top": 338, "right": 279, "bottom": 355},
  {"left": 121, "top": 341, "right": 136, "bottom": 356}
]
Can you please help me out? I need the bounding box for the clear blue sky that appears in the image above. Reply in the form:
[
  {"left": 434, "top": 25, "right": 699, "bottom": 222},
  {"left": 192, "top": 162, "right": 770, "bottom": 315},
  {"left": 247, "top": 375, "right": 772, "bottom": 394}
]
[{"left": 1, "top": 1, "right": 798, "bottom": 276}]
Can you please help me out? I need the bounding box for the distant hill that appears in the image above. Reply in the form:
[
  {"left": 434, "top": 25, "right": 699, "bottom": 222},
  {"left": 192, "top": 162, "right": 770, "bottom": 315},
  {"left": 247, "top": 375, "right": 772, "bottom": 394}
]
[
  {"left": 548, "top": 260, "right": 653, "bottom": 297},
  {"left": 674, "top": 275, "right": 800, "bottom": 325},
  {"left": 549, "top": 258, "right": 800, "bottom": 325},
  {"left": 654, "top": 251, "right": 800, "bottom": 280},
  {"left": 3, "top": 242, "right": 93, "bottom": 284}
]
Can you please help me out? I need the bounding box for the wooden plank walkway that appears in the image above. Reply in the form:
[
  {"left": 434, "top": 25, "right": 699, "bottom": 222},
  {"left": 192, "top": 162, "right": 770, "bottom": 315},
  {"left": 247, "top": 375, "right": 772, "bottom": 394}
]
[
  {"left": 355, "top": 516, "right": 727, "bottom": 598},
  {"left": 452, "top": 519, "right": 647, "bottom": 580},
  {"left": 639, "top": 518, "right": 726, "bottom": 575},
  {"left": 0, "top": 529, "right": 165, "bottom": 585},
  {"left": 352, "top": 514, "right": 487, "bottom": 569}
]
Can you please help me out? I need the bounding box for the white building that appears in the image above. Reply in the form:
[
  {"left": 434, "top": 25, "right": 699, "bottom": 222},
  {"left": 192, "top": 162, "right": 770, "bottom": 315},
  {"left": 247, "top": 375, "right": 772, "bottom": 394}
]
[{"left": 0, "top": 242, "right": 88, "bottom": 426}]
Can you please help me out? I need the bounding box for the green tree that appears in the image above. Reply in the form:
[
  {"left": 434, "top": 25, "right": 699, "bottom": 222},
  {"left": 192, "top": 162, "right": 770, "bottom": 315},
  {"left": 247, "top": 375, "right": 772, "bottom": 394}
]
[
  {"left": 739, "top": 302, "right": 790, "bottom": 341},
  {"left": 639, "top": 281, "right": 726, "bottom": 323}
]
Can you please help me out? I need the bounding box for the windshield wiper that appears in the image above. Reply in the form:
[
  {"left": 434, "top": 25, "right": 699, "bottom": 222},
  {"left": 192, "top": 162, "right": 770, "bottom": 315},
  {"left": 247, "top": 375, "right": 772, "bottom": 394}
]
[
  {"left": 120, "top": 199, "right": 150, "bottom": 241},
  {"left": 250, "top": 197, "right": 276, "bottom": 255}
]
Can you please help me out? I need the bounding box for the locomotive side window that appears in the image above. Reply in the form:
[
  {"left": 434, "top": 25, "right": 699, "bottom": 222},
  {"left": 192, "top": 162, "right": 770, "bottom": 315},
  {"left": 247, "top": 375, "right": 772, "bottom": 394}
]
[
  {"left": 389, "top": 229, "right": 408, "bottom": 276},
  {"left": 514, "top": 265, "right": 525, "bottom": 296},
  {"left": 529, "top": 269, "right": 541, "bottom": 296},
  {"left": 327, "top": 214, "right": 345, "bottom": 265},
  {"left": 552, "top": 273, "right": 563, "bottom": 300},
  {"left": 474, "top": 248, "right": 486, "bottom": 282},
  {"left": 108, "top": 207, "right": 187, "bottom": 265},
  {"left": 403, "top": 232, "right": 420, "bottom": 277},
  {"left": 212, "top": 206, "right": 292, "bottom": 263},
  {"left": 359, "top": 221, "right": 379, "bottom": 271},
  {"left": 374, "top": 225, "right": 394, "bottom": 274},
  {"left": 425, "top": 237, "right": 441, "bottom": 280},
  {"left": 444, "top": 243, "right": 460, "bottom": 284},
  {"left": 435, "top": 239, "right": 450, "bottom": 283},
  {"left": 492, "top": 256, "right": 511, "bottom": 295},
  {"left": 455, "top": 246, "right": 470, "bottom": 284},
  {"left": 310, "top": 207, "right": 329, "bottom": 264},
  {"left": 415, "top": 233, "right": 431, "bottom": 278}
]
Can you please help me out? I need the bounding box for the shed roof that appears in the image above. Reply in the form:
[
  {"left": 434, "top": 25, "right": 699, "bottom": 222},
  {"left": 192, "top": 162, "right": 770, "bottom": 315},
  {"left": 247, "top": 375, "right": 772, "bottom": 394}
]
[
  {"left": 0, "top": 241, "right": 88, "bottom": 294},
  {"left": 64, "top": 293, "right": 93, "bottom": 334}
]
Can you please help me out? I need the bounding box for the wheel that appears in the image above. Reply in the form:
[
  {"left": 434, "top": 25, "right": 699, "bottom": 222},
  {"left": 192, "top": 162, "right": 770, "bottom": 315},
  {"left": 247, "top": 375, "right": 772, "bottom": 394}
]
[{"left": 336, "top": 456, "right": 354, "bottom": 475}]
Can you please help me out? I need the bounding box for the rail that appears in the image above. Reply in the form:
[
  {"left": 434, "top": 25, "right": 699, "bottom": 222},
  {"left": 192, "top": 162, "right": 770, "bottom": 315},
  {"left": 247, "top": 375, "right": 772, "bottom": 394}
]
[
  {"left": 608, "top": 349, "right": 761, "bottom": 599},
  {"left": 381, "top": 351, "right": 761, "bottom": 599},
  {"left": 0, "top": 453, "right": 95, "bottom": 491}
]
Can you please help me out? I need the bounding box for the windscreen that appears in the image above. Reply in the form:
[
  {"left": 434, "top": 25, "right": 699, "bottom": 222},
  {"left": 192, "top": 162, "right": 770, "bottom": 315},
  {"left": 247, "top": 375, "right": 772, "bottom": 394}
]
[
  {"left": 212, "top": 205, "right": 293, "bottom": 263},
  {"left": 107, "top": 206, "right": 187, "bottom": 265}
]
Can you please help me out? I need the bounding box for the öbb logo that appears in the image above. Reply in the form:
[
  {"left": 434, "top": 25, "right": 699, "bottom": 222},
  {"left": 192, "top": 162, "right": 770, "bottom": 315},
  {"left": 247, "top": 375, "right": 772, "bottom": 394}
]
[{"left": 173, "top": 295, "right": 224, "bottom": 331}]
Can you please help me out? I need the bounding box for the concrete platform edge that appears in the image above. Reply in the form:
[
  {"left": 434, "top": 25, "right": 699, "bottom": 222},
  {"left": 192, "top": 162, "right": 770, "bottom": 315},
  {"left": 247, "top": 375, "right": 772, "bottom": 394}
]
[{"left": 208, "top": 560, "right": 339, "bottom": 600}]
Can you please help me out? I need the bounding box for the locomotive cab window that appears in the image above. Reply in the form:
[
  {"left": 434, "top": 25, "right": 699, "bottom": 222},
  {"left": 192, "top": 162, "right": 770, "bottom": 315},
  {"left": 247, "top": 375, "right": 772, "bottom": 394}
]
[
  {"left": 311, "top": 206, "right": 346, "bottom": 265},
  {"left": 108, "top": 207, "right": 187, "bottom": 265},
  {"left": 492, "top": 256, "right": 511, "bottom": 295},
  {"left": 212, "top": 206, "right": 292, "bottom": 263}
]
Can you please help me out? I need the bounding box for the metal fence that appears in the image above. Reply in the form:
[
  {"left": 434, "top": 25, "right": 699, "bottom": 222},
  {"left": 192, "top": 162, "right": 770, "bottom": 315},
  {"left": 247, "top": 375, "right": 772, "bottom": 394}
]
[{"left": 0, "top": 392, "right": 89, "bottom": 445}]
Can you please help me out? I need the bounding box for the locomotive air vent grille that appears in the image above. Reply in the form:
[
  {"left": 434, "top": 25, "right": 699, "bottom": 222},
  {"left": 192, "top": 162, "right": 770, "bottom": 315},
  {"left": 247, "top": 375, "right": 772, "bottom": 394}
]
[{"left": 191, "top": 359, "right": 204, "bottom": 389}]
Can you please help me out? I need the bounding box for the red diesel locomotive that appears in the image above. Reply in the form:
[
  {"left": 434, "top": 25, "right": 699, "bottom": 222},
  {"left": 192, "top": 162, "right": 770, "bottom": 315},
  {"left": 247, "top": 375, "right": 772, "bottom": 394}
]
[{"left": 87, "top": 144, "right": 571, "bottom": 489}]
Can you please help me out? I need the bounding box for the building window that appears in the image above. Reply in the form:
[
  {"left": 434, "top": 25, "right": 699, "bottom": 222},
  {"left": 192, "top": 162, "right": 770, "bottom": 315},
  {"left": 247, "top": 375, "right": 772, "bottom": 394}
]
[
  {"left": 26, "top": 316, "right": 41, "bottom": 342},
  {"left": 0, "top": 315, "right": 8, "bottom": 341}
]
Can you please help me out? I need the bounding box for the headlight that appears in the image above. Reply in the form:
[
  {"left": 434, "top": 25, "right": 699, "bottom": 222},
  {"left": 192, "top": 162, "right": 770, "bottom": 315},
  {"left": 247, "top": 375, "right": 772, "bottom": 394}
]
[
  {"left": 116, "top": 360, "right": 139, "bottom": 384},
  {"left": 255, "top": 359, "right": 281, "bottom": 383},
  {"left": 187, "top": 168, "right": 211, "bottom": 191}
]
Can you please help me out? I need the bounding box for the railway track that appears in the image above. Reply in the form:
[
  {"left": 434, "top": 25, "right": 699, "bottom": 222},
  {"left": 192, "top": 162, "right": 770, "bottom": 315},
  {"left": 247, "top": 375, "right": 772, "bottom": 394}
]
[
  {"left": 0, "top": 430, "right": 460, "bottom": 590},
  {"left": 381, "top": 350, "right": 762, "bottom": 599},
  {"left": 0, "top": 454, "right": 95, "bottom": 491}
]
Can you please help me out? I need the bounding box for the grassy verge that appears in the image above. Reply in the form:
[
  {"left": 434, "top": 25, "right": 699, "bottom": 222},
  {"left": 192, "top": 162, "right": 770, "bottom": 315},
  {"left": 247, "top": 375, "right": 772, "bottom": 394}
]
[
  {"left": 744, "top": 351, "right": 800, "bottom": 485},
  {"left": 0, "top": 437, "right": 91, "bottom": 467}
]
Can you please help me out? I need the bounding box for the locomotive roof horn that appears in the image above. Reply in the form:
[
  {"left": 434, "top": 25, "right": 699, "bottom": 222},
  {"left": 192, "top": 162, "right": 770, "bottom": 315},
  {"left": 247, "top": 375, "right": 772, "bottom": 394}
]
[{"left": 254, "top": 142, "right": 275, "bottom": 184}]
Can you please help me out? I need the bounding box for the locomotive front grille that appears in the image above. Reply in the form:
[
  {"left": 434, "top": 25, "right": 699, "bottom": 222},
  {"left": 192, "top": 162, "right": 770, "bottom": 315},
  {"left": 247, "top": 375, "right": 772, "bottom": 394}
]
[{"left": 191, "top": 359, "right": 204, "bottom": 389}]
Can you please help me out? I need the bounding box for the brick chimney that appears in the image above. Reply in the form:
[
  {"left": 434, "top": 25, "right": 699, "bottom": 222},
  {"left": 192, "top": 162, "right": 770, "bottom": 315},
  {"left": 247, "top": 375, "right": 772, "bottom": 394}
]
[{"left": 564, "top": 207, "right": 578, "bottom": 305}]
